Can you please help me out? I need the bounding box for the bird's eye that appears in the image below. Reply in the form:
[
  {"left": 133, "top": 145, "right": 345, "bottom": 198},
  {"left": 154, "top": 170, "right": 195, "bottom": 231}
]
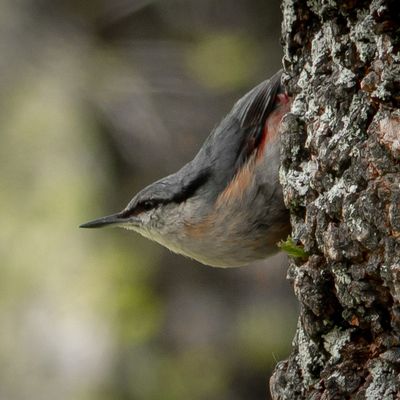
[
  {"left": 140, "top": 200, "right": 158, "bottom": 211},
  {"left": 142, "top": 201, "right": 153, "bottom": 210},
  {"left": 123, "top": 199, "right": 159, "bottom": 218}
]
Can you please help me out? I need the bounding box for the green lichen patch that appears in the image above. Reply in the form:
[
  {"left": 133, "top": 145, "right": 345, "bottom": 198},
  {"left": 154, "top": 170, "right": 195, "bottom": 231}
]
[{"left": 278, "top": 236, "right": 309, "bottom": 260}]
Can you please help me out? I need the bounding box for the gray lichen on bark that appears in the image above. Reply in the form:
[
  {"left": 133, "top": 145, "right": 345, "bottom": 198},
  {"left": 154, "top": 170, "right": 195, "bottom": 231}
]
[{"left": 271, "top": 0, "right": 400, "bottom": 398}]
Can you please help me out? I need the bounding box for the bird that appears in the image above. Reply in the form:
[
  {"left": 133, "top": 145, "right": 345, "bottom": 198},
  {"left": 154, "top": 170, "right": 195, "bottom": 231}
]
[{"left": 80, "top": 70, "right": 291, "bottom": 267}]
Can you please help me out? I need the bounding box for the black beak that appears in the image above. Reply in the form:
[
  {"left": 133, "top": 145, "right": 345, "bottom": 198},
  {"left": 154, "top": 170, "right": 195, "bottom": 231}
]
[{"left": 79, "top": 212, "right": 126, "bottom": 229}]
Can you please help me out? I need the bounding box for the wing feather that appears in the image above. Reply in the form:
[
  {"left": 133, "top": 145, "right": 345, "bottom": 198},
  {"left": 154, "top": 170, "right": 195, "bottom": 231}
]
[{"left": 233, "top": 69, "right": 283, "bottom": 169}]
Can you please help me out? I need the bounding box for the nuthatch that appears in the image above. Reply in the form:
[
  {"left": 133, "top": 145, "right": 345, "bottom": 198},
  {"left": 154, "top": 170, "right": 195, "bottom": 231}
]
[{"left": 81, "top": 70, "right": 291, "bottom": 267}]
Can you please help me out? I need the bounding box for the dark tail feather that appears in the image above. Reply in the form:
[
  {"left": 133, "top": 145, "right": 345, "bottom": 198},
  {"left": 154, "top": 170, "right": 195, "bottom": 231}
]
[
  {"left": 232, "top": 70, "right": 284, "bottom": 170},
  {"left": 235, "top": 69, "right": 283, "bottom": 129}
]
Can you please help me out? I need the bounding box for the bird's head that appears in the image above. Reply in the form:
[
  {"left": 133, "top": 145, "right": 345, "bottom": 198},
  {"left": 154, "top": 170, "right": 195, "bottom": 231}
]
[{"left": 80, "top": 167, "right": 212, "bottom": 248}]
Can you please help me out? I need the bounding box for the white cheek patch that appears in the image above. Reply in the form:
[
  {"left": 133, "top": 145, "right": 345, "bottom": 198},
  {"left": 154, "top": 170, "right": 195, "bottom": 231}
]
[
  {"left": 128, "top": 222, "right": 186, "bottom": 257},
  {"left": 115, "top": 208, "right": 188, "bottom": 257},
  {"left": 120, "top": 224, "right": 137, "bottom": 231}
]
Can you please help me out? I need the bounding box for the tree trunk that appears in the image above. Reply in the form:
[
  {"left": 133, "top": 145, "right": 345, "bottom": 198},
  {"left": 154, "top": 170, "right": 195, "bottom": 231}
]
[{"left": 271, "top": 0, "right": 400, "bottom": 398}]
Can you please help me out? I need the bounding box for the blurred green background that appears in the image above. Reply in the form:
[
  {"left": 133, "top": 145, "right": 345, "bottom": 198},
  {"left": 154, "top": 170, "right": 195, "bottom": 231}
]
[{"left": 0, "top": 1, "right": 297, "bottom": 399}]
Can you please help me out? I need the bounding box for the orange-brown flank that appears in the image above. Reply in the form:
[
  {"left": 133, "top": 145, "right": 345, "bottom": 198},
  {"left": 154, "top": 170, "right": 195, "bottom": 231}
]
[{"left": 184, "top": 94, "right": 291, "bottom": 239}]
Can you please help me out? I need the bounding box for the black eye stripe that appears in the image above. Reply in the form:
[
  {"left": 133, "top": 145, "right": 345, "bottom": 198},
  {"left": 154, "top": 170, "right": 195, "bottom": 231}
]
[
  {"left": 171, "top": 170, "right": 210, "bottom": 203},
  {"left": 122, "top": 169, "right": 210, "bottom": 218},
  {"left": 123, "top": 199, "right": 161, "bottom": 217}
]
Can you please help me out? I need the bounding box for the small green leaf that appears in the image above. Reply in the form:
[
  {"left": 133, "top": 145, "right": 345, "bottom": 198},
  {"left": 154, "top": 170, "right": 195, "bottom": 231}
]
[{"left": 278, "top": 236, "right": 309, "bottom": 259}]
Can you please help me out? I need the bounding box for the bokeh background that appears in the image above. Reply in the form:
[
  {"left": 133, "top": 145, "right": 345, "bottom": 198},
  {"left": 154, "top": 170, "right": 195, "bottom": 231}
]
[{"left": 0, "top": 1, "right": 298, "bottom": 399}]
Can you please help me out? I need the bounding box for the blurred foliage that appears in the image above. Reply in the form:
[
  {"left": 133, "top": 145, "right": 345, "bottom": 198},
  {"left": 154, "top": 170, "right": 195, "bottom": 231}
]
[
  {"left": 0, "top": 1, "right": 296, "bottom": 399},
  {"left": 187, "top": 33, "right": 262, "bottom": 90}
]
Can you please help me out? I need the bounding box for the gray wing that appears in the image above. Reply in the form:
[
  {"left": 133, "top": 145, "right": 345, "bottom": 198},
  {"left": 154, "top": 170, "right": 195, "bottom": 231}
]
[
  {"left": 187, "top": 69, "right": 284, "bottom": 195},
  {"left": 131, "top": 70, "right": 284, "bottom": 208},
  {"left": 231, "top": 69, "right": 283, "bottom": 171}
]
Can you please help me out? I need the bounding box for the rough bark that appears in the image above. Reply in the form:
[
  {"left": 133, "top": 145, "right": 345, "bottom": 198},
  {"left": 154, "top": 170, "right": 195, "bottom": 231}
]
[{"left": 271, "top": 0, "right": 400, "bottom": 398}]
